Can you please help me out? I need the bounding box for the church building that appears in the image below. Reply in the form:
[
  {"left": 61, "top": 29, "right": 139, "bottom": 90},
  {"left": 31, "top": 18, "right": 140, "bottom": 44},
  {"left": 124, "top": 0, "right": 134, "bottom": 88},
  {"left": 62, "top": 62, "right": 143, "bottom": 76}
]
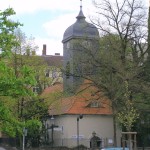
[{"left": 43, "top": 1, "right": 122, "bottom": 149}]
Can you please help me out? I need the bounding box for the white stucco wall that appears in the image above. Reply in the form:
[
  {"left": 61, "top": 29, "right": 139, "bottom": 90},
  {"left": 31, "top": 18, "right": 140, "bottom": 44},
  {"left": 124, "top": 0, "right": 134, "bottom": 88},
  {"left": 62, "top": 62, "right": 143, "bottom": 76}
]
[{"left": 47, "top": 114, "right": 121, "bottom": 148}]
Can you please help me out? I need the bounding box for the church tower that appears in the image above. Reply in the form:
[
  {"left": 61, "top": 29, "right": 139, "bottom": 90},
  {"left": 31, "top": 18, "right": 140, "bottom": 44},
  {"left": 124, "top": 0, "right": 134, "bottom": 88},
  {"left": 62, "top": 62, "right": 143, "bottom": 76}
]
[{"left": 62, "top": 0, "right": 99, "bottom": 94}]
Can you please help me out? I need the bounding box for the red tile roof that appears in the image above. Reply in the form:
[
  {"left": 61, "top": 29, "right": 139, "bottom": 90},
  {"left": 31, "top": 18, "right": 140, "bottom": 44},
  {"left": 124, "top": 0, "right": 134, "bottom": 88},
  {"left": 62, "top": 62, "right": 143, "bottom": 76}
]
[
  {"left": 42, "top": 82, "right": 112, "bottom": 115},
  {"left": 42, "top": 83, "right": 63, "bottom": 94}
]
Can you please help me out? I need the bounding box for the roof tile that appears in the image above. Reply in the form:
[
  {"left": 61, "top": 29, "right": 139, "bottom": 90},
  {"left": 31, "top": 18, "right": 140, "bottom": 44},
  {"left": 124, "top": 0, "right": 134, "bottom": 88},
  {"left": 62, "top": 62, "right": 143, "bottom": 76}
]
[{"left": 42, "top": 82, "right": 112, "bottom": 115}]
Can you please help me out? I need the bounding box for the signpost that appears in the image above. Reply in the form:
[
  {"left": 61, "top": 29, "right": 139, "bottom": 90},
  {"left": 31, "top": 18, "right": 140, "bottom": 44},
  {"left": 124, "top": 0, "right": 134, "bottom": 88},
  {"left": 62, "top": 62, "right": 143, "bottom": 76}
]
[{"left": 23, "top": 128, "right": 27, "bottom": 150}]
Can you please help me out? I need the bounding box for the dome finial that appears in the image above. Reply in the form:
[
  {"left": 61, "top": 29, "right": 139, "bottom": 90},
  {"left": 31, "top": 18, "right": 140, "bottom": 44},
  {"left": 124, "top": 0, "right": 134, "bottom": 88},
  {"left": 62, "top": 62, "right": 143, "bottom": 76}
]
[{"left": 76, "top": 0, "right": 85, "bottom": 20}]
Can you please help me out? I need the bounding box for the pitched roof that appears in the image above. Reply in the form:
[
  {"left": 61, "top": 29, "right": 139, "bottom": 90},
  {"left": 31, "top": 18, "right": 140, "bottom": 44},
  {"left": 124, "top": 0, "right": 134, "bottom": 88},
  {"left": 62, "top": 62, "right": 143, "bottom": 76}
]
[
  {"left": 41, "top": 55, "right": 63, "bottom": 67},
  {"left": 42, "top": 82, "right": 112, "bottom": 116},
  {"left": 42, "top": 83, "right": 63, "bottom": 94}
]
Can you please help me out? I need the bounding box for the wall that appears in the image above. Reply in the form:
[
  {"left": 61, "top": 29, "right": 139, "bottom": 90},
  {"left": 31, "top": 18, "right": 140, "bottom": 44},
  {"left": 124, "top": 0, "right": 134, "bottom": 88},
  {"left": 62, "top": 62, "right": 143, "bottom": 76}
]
[{"left": 47, "top": 114, "right": 121, "bottom": 148}]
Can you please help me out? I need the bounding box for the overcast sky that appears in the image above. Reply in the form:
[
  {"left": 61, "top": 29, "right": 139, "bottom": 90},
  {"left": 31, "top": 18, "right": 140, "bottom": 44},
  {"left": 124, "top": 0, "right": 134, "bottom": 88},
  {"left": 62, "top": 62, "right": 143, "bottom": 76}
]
[{"left": 0, "top": 0, "right": 148, "bottom": 56}]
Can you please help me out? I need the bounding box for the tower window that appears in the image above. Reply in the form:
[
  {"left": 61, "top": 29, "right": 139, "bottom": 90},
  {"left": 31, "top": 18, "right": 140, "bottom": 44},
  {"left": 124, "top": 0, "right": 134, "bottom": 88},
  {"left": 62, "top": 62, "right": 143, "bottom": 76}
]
[
  {"left": 66, "top": 61, "right": 70, "bottom": 79},
  {"left": 66, "top": 42, "right": 70, "bottom": 49}
]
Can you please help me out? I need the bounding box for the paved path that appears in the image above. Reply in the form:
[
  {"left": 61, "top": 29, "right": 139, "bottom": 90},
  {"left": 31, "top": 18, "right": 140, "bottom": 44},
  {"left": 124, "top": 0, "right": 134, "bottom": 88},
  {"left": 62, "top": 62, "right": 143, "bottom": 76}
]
[{"left": 0, "top": 147, "right": 6, "bottom": 150}]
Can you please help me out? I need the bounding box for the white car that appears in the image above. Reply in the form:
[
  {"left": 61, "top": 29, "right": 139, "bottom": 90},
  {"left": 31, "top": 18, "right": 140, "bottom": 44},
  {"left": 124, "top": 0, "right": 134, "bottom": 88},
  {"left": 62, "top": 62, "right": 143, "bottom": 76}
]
[{"left": 101, "top": 147, "right": 129, "bottom": 150}]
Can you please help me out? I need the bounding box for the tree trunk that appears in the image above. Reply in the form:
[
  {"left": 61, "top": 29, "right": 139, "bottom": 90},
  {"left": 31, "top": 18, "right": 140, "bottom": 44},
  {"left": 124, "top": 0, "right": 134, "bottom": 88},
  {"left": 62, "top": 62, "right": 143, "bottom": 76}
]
[{"left": 113, "top": 114, "right": 117, "bottom": 147}]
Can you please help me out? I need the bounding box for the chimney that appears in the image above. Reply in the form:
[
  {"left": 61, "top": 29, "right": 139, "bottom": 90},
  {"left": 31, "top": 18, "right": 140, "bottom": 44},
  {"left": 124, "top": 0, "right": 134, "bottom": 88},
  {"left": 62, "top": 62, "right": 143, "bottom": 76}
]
[{"left": 42, "top": 44, "right": 46, "bottom": 55}]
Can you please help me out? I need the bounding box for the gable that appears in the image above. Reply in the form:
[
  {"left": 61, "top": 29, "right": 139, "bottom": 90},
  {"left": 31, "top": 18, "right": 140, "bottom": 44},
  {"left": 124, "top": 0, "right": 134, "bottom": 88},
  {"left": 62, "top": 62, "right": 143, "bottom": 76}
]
[{"left": 42, "top": 82, "right": 112, "bottom": 116}]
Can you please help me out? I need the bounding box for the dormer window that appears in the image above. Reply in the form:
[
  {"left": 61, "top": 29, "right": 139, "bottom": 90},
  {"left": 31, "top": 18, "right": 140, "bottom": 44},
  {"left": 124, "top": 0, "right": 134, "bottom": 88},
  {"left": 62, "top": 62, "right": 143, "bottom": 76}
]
[{"left": 90, "top": 101, "right": 99, "bottom": 108}]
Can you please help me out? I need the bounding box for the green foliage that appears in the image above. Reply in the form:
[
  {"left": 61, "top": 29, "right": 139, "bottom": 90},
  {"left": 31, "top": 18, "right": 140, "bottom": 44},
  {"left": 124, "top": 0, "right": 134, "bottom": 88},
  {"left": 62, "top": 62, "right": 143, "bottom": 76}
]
[
  {"left": 0, "top": 8, "right": 43, "bottom": 137},
  {"left": 117, "top": 81, "right": 139, "bottom": 131},
  {"left": 0, "top": 60, "right": 36, "bottom": 97},
  {"left": 25, "top": 119, "right": 42, "bottom": 147},
  {"left": 0, "top": 8, "right": 21, "bottom": 57},
  {"left": 22, "top": 97, "right": 49, "bottom": 120},
  {"left": 20, "top": 55, "right": 52, "bottom": 94},
  {"left": 25, "top": 119, "right": 42, "bottom": 136},
  {"left": 41, "top": 90, "right": 64, "bottom": 106},
  {"left": 117, "top": 103, "right": 139, "bottom": 131},
  {"left": 0, "top": 100, "right": 23, "bottom": 137}
]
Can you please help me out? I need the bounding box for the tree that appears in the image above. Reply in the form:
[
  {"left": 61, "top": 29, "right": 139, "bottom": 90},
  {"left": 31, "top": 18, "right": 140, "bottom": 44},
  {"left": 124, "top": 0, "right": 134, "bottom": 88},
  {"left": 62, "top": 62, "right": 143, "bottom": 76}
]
[
  {"left": 9, "top": 29, "right": 54, "bottom": 120},
  {"left": 0, "top": 8, "right": 61, "bottom": 149},
  {"left": 11, "top": 29, "right": 62, "bottom": 147},
  {"left": 117, "top": 81, "right": 139, "bottom": 132},
  {"left": 0, "top": 8, "right": 21, "bottom": 57},
  {"left": 91, "top": 0, "right": 150, "bottom": 145},
  {"left": 0, "top": 8, "right": 25, "bottom": 136},
  {"left": 0, "top": 8, "right": 48, "bottom": 141},
  {"left": 64, "top": 0, "right": 150, "bottom": 146}
]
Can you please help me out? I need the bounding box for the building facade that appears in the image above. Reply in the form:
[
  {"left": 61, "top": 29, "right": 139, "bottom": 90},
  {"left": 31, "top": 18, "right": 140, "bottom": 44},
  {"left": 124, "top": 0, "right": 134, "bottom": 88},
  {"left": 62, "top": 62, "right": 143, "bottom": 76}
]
[{"left": 46, "top": 115, "right": 121, "bottom": 148}]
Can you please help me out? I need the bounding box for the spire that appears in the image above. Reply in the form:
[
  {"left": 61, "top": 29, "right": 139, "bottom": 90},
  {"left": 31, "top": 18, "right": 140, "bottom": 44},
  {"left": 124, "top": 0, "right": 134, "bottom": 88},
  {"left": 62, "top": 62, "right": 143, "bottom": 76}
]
[{"left": 76, "top": 0, "right": 85, "bottom": 20}]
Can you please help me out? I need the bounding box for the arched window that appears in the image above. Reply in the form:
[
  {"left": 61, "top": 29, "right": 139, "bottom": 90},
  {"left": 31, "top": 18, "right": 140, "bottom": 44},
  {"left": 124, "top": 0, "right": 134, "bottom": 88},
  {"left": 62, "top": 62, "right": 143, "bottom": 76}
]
[{"left": 66, "top": 42, "right": 70, "bottom": 49}]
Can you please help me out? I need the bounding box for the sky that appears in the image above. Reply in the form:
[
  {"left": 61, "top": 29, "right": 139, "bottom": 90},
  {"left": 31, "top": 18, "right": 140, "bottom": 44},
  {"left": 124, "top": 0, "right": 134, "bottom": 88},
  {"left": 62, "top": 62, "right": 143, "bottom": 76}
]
[
  {"left": 0, "top": 0, "right": 148, "bottom": 56},
  {"left": 0, "top": 0, "right": 95, "bottom": 56}
]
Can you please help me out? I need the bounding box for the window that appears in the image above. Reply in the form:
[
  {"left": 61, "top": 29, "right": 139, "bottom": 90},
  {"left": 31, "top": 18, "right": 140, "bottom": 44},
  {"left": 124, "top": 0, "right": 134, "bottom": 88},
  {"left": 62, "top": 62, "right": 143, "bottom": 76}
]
[
  {"left": 49, "top": 71, "right": 53, "bottom": 78},
  {"left": 82, "top": 40, "right": 91, "bottom": 47},
  {"left": 90, "top": 101, "right": 99, "bottom": 108},
  {"left": 45, "top": 72, "right": 49, "bottom": 77},
  {"left": 52, "top": 70, "right": 57, "bottom": 78},
  {"left": 66, "top": 42, "right": 70, "bottom": 49},
  {"left": 45, "top": 69, "right": 51, "bottom": 77},
  {"left": 33, "top": 86, "right": 39, "bottom": 93},
  {"left": 66, "top": 61, "right": 70, "bottom": 79}
]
